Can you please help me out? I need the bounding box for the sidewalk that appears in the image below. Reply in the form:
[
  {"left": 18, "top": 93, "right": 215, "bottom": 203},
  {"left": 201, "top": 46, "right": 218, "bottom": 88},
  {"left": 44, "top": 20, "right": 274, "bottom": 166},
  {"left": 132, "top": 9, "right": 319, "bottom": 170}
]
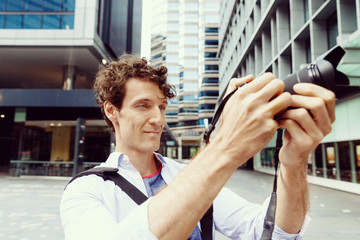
[
  {"left": 1, "top": 170, "right": 359, "bottom": 240},
  {"left": 0, "top": 176, "right": 67, "bottom": 240}
]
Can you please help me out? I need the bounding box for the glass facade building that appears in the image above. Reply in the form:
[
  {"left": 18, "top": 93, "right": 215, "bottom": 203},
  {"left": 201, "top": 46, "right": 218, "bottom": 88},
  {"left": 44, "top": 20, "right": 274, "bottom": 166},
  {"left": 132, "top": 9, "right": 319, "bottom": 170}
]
[
  {"left": 0, "top": 0, "right": 75, "bottom": 29},
  {"left": 218, "top": 0, "right": 360, "bottom": 193},
  {"left": 0, "top": 0, "right": 143, "bottom": 176},
  {"left": 150, "top": 0, "right": 219, "bottom": 161}
]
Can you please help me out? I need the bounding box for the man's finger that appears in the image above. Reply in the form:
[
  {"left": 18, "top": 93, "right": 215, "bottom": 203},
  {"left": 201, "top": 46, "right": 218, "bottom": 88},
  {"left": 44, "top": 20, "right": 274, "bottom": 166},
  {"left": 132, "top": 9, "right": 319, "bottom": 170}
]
[
  {"left": 244, "top": 72, "right": 276, "bottom": 94},
  {"left": 293, "top": 83, "right": 336, "bottom": 122},
  {"left": 224, "top": 75, "right": 253, "bottom": 99}
]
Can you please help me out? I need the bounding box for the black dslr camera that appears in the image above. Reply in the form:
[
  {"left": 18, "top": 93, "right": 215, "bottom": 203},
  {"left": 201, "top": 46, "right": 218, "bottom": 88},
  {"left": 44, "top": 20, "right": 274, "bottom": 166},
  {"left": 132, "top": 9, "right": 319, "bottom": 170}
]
[
  {"left": 204, "top": 45, "right": 360, "bottom": 144},
  {"left": 283, "top": 45, "right": 360, "bottom": 100}
]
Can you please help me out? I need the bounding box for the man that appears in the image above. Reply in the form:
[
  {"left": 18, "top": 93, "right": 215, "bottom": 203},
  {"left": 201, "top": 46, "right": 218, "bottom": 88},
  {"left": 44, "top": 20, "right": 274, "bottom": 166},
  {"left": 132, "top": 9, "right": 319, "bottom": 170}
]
[{"left": 60, "top": 54, "right": 335, "bottom": 239}]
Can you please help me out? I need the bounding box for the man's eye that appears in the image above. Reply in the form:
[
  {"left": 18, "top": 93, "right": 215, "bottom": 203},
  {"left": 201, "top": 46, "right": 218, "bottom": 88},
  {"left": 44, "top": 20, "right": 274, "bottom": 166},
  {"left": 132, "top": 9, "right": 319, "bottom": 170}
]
[
  {"left": 160, "top": 106, "right": 167, "bottom": 111},
  {"left": 137, "top": 104, "right": 148, "bottom": 109}
]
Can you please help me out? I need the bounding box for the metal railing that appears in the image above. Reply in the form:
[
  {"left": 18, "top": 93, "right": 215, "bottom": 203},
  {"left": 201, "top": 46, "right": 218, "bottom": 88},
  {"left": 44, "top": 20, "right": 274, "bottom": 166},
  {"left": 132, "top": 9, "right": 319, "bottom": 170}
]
[{"left": 9, "top": 160, "right": 102, "bottom": 177}]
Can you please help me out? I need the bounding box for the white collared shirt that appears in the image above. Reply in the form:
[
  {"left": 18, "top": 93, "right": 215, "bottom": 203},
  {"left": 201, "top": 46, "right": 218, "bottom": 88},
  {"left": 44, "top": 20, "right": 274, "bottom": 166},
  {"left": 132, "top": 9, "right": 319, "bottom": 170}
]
[{"left": 60, "top": 152, "right": 309, "bottom": 240}]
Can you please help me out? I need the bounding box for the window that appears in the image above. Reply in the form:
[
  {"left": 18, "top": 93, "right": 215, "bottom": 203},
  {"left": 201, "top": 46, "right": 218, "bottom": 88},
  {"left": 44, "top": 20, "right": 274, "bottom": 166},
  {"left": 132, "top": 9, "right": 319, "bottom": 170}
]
[
  {"left": 62, "top": 0, "right": 75, "bottom": 11},
  {"left": 205, "top": 65, "right": 218, "bottom": 71},
  {"left": 199, "top": 90, "right": 218, "bottom": 98},
  {"left": 25, "top": 0, "right": 43, "bottom": 11},
  {"left": 0, "top": 0, "right": 75, "bottom": 29},
  {"left": 324, "top": 143, "right": 337, "bottom": 179},
  {"left": 261, "top": 148, "right": 275, "bottom": 167},
  {"left": 5, "top": 15, "right": 23, "bottom": 28},
  {"left": 338, "top": 141, "right": 352, "bottom": 182},
  {"left": 305, "top": 37, "right": 311, "bottom": 63},
  {"left": 327, "top": 12, "right": 338, "bottom": 49},
  {"left": 204, "top": 52, "right": 217, "bottom": 58},
  {"left": 43, "top": 0, "right": 61, "bottom": 11},
  {"left": 24, "top": 15, "right": 42, "bottom": 28},
  {"left": 314, "top": 144, "right": 324, "bottom": 177},
  {"left": 303, "top": 0, "right": 309, "bottom": 22},
  {"left": 354, "top": 140, "right": 360, "bottom": 183},
  {"left": 61, "top": 14, "right": 74, "bottom": 29},
  {"left": 179, "top": 107, "right": 198, "bottom": 114},
  {"left": 7, "top": 0, "right": 25, "bottom": 11},
  {"left": 0, "top": 0, "right": 6, "bottom": 11},
  {"left": 179, "top": 95, "right": 198, "bottom": 102},
  {"left": 199, "top": 104, "right": 216, "bottom": 110},
  {"left": 205, "top": 27, "right": 218, "bottom": 33},
  {"left": 202, "top": 78, "right": 218, "bottom": 84},
  {"left": 204, "top": 39, "right": 218, "bottom": 46},
  {"left": 152, "top": 53, "right": 162, "bottom": 61},
  {"left": 43, "top": 14, "right": 60, "bottom": 29},
  {"left": 0, "top": 15, "right": 4, "bottom": 28}
]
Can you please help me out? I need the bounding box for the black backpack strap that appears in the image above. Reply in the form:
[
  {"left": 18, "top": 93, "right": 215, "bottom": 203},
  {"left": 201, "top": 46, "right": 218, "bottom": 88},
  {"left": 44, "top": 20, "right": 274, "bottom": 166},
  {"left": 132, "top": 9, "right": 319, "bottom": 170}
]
[
  {"left": 66, "top": 167, "right": 213, "bottom": 239},
  {"left": 104, "top": 171, "right": 148, "bottom": 205},
  {"left": 66, "top": 167, "right": 148, "bottom": 205},
  {"left": 200, "top": 205, "right": 213, "bottom": 240},
  {"left": 67, "top": 167, "right": 118, "bottom": 185}
]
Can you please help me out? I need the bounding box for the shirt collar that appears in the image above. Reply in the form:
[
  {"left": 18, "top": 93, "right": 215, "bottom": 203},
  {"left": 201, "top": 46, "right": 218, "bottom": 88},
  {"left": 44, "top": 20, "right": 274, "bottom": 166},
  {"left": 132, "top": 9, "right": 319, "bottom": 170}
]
[{"left": 104, "top": 151, "right": 167, "bottom": 169}]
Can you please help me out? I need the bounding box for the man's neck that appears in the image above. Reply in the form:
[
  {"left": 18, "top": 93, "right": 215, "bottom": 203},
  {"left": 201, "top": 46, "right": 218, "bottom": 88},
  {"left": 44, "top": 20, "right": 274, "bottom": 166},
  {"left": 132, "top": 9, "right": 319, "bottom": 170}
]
[{"left": 116, "top": 148, "right": 160, "bottom": 177}]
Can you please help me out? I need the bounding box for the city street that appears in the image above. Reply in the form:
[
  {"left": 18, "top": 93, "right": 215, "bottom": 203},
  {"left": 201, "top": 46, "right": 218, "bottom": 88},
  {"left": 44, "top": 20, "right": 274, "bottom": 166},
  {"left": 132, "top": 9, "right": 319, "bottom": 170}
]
[{"left": 0, "top": 169, "right": 359, "bottom": 240}]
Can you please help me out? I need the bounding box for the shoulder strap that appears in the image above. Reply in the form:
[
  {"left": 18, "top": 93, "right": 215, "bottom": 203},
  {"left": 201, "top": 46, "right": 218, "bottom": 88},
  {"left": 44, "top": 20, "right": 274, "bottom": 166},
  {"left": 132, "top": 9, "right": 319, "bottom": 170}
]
[
  {"left": 67, "top": 167, "right": 148, "bottom": 205},
  {"left": 67, "top": 167, "right": 213, "bottom": 239},
  {"left": 105, "top": 170, "right": 148, "bottom": 205},
  {"left": 200, "top": 205, "right": 213, "bottom": 240}
]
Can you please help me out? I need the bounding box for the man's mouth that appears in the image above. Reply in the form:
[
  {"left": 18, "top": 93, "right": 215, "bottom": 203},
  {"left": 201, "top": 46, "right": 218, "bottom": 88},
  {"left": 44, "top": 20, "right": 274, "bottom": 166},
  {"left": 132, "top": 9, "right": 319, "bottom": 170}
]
[{"left": 144, "top": 131, "right": 160, "bottom": 135}]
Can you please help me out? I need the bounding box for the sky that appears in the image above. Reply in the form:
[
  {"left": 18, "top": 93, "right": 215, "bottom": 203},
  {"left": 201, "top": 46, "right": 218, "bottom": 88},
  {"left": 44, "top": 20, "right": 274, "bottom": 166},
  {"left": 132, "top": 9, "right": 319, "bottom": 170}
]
[{"left": 140, "top": 0, "right": 152, "bottom": 59}]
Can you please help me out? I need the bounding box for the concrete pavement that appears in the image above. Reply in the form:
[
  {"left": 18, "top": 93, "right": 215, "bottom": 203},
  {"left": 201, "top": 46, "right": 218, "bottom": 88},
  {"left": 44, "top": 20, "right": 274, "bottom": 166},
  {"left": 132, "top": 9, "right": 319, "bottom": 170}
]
[{"left": 0, "top": 169, "right": 359, "bottom": 240}]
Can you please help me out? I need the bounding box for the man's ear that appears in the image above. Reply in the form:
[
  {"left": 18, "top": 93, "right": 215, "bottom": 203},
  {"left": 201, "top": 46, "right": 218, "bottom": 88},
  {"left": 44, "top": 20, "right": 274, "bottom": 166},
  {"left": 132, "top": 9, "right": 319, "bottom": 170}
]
[{"left": 104, "top": 101, "right": 118, "bottom": 122}]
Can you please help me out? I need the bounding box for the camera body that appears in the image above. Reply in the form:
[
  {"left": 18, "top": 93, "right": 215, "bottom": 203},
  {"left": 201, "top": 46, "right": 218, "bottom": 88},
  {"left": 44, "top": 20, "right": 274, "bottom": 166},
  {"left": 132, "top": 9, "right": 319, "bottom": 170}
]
[{"left": 282, "top": 45, "right": 360, "bottom": 100}]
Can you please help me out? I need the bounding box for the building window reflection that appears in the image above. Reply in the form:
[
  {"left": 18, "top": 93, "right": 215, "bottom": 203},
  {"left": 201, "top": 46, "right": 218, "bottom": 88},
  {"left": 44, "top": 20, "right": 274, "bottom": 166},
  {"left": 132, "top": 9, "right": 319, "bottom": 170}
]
[
  {"left": 43, "top": 15, "right": 60, "bottom": 29},
  {"left": 263, "top": 139, "right": 360, "bottom": 183},
  {"left": 24, "top": 15, "right": 42, "bottom": 28},
  {"left": 0, "top": 0, "right": 75, "bottom": 29}
]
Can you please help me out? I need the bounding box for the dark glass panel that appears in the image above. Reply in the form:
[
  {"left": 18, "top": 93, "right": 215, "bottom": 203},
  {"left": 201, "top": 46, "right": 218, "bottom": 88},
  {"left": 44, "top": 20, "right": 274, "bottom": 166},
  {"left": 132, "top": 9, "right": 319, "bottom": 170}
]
[
  {"left": 314, "top": 144, "right": 324, "bottom": 177},
  {"left": 60, "top": 14, "right": 73, "bottom": 29},
  {"left": 0, "top": 0, "right": 6, "bottom": 11},
  {"left": 7, "top": 0, "right": 25, "bottom": 11},
  {"left": 62, "top": 0, "right": 75, "bottom": 11},
  {"left": 327, "top": 12, "right": 338, "bottom": 49},
  {"left": 43, "top": 0, "right": 61, "bottom": 11},
  {"left": 25, "top": 0, "right": 43, "bottom": 11},
  {"left": 324, "top": 143, "right": 337, "bottom": 179},
  {"left": 5, "top": 15, "right": 23, "bottom": 29},
  {"left": 353, "top": 140, "right": 360, "bottom": 183},
  {"left": 42, "top": 14, "right": 60, "bottom": 28},
  {"left": 0, "top": 15, "right": 4, "bottom": 28},
  {"left": 338, "top": 141, "right": 352, "bottom": 182},
  {"left": 24, "top": 14, "right": 42, "bottom": 28}
]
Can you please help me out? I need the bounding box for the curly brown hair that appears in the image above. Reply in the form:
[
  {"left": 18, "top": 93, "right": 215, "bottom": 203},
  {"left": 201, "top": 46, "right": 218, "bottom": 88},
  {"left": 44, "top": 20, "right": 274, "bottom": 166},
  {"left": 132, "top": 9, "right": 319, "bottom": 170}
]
[{"left": 93, "top": 54, "right": 176, "bottom": 132}]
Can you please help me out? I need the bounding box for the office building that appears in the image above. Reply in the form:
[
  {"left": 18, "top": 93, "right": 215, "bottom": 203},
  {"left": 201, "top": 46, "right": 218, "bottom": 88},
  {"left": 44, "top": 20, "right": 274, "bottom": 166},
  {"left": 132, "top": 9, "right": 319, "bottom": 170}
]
[
  {"left": 0, "top": 0, "right": 143, "bottom": 176},
  {"left": 218, "top": 0, "right": 360, "bottom": 193},
  {"left": 150, "top": 0, "right": 219, "bottom": 160}
]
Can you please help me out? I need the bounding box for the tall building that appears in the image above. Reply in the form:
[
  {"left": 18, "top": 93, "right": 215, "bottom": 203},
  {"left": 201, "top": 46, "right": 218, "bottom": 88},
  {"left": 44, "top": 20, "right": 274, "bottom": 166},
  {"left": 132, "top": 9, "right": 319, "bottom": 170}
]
[
  {"left": 198, "top": 0, "right": 220, "bottom": 133},
  {"left": 218, "top": 0, "right": 360, "bottom": 193},
  {"left": 0, "top": 0, "right": 143, "bottom": 176},
  {"left": 150, "top": 0, "right": 219, "bottom": 160}
]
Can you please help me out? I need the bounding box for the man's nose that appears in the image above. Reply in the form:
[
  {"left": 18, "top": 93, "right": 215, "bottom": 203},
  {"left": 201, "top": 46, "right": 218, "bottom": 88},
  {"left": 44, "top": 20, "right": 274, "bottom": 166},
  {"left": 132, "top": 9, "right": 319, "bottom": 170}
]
[{"left": 149, "top": 107, "right": 164, "bottom": 125}]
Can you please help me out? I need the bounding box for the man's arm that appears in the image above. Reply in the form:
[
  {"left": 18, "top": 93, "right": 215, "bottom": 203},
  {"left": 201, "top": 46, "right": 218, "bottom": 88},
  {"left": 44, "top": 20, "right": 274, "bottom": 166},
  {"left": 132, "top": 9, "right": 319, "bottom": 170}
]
[
  {"left": 148, "top": 73, "right": 293, "bottom": 239},
  {"left": 276, "top": 83, "right": 335, "bottom": 233}
]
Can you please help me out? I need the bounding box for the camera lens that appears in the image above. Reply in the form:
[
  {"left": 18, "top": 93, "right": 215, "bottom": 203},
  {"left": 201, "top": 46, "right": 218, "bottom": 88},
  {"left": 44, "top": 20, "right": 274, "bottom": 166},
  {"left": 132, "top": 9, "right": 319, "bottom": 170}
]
[{"left": 282, "top": 60, "right": 336, "bottom": 94}]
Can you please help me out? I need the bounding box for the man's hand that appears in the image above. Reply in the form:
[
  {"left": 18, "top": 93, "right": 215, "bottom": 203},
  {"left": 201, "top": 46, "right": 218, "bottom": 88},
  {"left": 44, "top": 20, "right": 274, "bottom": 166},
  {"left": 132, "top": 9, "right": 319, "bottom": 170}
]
[
  {"left": 215, "top": 73, "right": 291, "bottom": 166},
  {"left": 277, "top": 83, "right": 336, "bottom": 169},
  {"left": 275, "top": 83, "right": 336, "bottom": 234}
]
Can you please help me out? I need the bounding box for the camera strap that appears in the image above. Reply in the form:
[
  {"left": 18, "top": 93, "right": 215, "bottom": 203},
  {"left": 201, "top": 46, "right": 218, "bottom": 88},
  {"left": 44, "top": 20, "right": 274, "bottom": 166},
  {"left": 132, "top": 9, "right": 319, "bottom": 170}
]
[{"left": 203, "top": 87, "right": 283, "bottom": 240}]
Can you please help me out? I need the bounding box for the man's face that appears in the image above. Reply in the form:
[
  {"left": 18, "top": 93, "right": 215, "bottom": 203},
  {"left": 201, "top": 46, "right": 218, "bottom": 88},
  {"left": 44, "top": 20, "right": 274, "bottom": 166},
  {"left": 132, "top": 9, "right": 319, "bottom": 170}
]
[{"left": 115, "top": 78, "right": 167, "bottom": 155}]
